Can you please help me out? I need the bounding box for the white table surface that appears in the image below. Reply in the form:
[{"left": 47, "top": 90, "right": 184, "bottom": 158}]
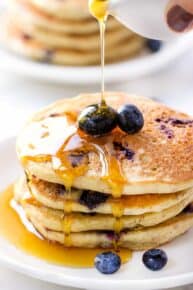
[{"left": 1, "top": 50, "right": 193, "bottom": 290}]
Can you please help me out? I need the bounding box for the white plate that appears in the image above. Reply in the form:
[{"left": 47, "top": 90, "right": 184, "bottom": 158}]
[
  {"left": 1, "top": 137, "right": 193, "bottom": 290},
  {"left": 1, "top": 32, "right": 193, "bottom": 85}
]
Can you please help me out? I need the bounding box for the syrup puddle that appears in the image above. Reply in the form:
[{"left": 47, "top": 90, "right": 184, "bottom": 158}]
[{"left": 0, "top": 185, "right": 132, "bottom": 268}]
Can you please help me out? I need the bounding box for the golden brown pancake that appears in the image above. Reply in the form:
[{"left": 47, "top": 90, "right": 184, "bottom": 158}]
[
  {"left": 23, "top": 211, "right": 193, "bottom": 249},
  {"left": 19, "top": 0, "right": 99, "bottom": 20},
  {"left": 4, "top": 19, "right": 144, "bottom": 65},
  {"left": 4, "top": 0, "right": 145, "bottom": 66},
  {"left": 17, "top": 93, "right": 193, "bottom": 195},
  {"left": 15, "top": 182, "right": 193, "bottom": 233},
  {"left": 10, "top": 0, "right": 120, "bottom": 34},
  {"left": 12, "top": 17, "right": 133, "bottom": 51},
  {"left": 17, "top": 176, "right": 193, "bottom": 216},
  {"left": 14, "top": 177, "right": 193, "bottom": 249}
]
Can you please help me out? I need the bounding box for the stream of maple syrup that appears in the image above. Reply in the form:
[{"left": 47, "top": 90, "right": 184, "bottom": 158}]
[
  {"left": 0, "top": 185, "right": 132, "bottom": 267},
  {"left": 89, "top": 0, "right": 108, "bottom": 103}
]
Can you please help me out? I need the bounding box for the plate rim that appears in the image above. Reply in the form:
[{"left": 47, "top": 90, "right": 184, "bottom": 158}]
[
  {"left": 0, "top": 32, "right": 193, "bottom": 85},
  {"left": 0, "top": 243, "right": 193, "bottom": 290}
]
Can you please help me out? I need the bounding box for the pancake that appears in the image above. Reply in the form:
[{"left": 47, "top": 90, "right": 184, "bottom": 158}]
[
  {"left": 24, "top": 212, "right": 193, "bottom": 249},
  {"left": 4, "top": 0, "right": 146, "bottom": 66},
  {"left": 17, "top": 176, "right": 193, "bottom": 216},
  {"left": 11, "top": 0, "right": 120, "bottom": 34},
  {"left": 9, "top": 16, "right": 134, "bottom": 51},
  {"left": 21, "top": 0, "right": 95, "bottom": 20},
  {"left": 15, "top": 179, "right": 193, "bottom": 233},
  {"left": 17, "top": 93, "right": 193, "bottom": 195},
  {"left": 4, "top": 22, "right": 144, "bottom": 65}
]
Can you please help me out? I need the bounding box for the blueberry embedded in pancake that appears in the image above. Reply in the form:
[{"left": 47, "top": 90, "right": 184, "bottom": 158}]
[
  {"left": 41, "top": 49, "right": 55, "bottom": 63},
  {"left": 183, "top": 203, "right": 193, "bottom": 213},
  {"left": 113, "top": 142, "right": 135, "bottom": 161},
  {"left": 79, "top": 190, "right": 109, "bottom": 210}
]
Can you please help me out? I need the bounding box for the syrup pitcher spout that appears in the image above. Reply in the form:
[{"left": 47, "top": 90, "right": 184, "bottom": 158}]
[{"left": 109, "top": 0, "right": 193, "bottom": 40}]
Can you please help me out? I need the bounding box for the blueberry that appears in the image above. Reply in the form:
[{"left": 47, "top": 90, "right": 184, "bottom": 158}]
[
  {"left": 95, "top": 251, "right": 121, "bottom": 274},
  {"left": 183, "top": 203, "right": 193, "bottom": 213},
  {"left": 42, "top": 49, "right": 54, "bottom": 63},
  {"left": 147, "top": 39, "right": 162, "bottom": 53},
  {"left": 78, "top": 103, "right": 118, "bottom": 136},
  {"left": 118, "top": 104, "right": 144, "bottom": 134},
  {"left": 79, "top": 190, "right": 108, "bottom": 209},
  {"left": 143, "top": 249, "right": 168, "bottom": 271}
]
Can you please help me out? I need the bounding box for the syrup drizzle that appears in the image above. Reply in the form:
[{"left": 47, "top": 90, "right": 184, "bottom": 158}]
[{"left": 0, "top": 186, "right": 132, "bottom": 267}]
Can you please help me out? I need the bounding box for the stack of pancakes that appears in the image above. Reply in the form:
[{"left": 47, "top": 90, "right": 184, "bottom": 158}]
[
  {"left": 15, "top": 93, "right": 193, "bottom": 249},
  {"left": 3, "top": 0, "right": 145, "bottom": 65}
]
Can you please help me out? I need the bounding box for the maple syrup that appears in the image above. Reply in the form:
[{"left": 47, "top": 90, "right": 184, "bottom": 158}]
[
  {"left": 0, "top": 185, "right": 132, "bottom": 267},
  {"left": 89, "top": 0, "right": 109, "bottom": 103}
]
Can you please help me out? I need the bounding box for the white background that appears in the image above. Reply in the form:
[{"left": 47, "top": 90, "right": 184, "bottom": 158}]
[{"left": 1, "top": 50, "right": 193, "bottom": 290}]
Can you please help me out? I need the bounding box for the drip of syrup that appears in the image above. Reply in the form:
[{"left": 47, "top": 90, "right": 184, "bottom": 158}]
[
  {"left": 89, "top": 0, "right": 109, "bottom": 104},
  {"left": 0, "top": 185, "right": 132, "bottom": 267}
]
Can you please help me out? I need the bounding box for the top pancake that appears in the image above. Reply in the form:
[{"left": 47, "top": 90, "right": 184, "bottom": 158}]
[{"left": 17, "top": 92, "right": 193, "bottom": 195}]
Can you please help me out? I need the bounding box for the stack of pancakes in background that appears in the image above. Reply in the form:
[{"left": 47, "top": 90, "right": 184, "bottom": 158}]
[
  {"left": 15, "top": 93, "right": 193, "bottom": 249},
  {"left": 4, "top": 0, "right": 146, "bottom": 65}
]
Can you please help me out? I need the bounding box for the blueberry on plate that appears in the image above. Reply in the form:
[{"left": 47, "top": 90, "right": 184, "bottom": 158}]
[
  {"left": 118, "top": 104, "right": 144, "bottom": 134},
  {"left": 95, "top": 251, "right": 121, "bottom": 274},
  {"left": 78, "top": 103, "right": 118, "bottom": 136},
  {"left": 143, "top": 249, "right": 168, "bottom": 271},
  {"left": 147, "top": 39, "right": 162, "bottom": 53}
]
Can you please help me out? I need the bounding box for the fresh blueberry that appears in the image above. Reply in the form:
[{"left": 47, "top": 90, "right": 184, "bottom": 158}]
[
  {"left": 147, "top": 39, "right": 162, "bottom": 53},
  {"left": 143, "top": 249, "right": 168, "bottom": 271},
  {"left": 78, "top": 103, "right": 118, "bottom": 136},
  {"left": 95, "top": 251, "right": 121, "bottom": 274},
  {"left": 118, "top": 104, "right": 144, "bottom": 134}
]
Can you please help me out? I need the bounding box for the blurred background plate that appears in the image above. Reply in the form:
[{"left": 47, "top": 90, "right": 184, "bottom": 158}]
[{"left": 0, "top": 33, "right": 193, "bottom": 85}]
